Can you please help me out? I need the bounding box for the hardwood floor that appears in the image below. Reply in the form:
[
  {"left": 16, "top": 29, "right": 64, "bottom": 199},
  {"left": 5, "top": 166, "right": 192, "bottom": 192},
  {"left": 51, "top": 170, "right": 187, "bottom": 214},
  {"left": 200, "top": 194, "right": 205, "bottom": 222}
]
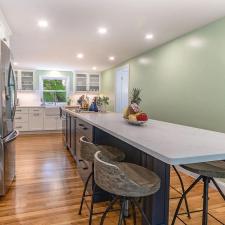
[{"left": 0, "top": 134, "right": 224, "bottom": 224}]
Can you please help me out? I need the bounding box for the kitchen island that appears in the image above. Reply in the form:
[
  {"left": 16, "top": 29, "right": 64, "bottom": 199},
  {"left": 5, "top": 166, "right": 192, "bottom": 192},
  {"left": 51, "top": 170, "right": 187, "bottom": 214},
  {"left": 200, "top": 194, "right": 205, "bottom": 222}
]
[{"left": 62, "top": 108, "right": 225, "bottom": 225}]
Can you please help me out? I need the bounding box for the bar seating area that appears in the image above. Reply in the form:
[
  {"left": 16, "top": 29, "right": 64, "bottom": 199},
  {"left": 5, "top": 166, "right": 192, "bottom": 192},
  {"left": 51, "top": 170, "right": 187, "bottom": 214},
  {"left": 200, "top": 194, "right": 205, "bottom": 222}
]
[
  {"left": 78, "top": 136, "right": 125, "bottom": 225},
  {"left": 172, "top": 161, "right": 225, "bottom": 225},
  {"left": 94, "top": 151, "right": 161, "bottom": 225}
]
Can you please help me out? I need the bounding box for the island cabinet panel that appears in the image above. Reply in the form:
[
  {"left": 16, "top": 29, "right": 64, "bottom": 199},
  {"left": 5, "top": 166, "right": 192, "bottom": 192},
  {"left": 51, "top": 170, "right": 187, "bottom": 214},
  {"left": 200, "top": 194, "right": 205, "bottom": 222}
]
[
  {"left": 76, "top": 118, "right": 93, "bottom": 184},
  {"left": 66, "top": 113, "right": 71, "bottom": 150},
  {"left": 75, "top": 119, "right": 111, "bottom": 203},
  {"left": 70, "top": 117, "right": 76, "bottom": 159},
  {"left": 94, "top": 127, "right": 170, "bottom": 225},
  {"left": 65, "top": 113, "right": 76, "bottom": 160}
]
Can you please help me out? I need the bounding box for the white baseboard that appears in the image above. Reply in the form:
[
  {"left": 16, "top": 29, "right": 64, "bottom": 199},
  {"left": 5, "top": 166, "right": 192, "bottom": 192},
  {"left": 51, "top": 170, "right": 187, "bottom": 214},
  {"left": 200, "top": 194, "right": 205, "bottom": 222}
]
[{"left": 176, "top": 166, "right": 225, "bottom": 194}]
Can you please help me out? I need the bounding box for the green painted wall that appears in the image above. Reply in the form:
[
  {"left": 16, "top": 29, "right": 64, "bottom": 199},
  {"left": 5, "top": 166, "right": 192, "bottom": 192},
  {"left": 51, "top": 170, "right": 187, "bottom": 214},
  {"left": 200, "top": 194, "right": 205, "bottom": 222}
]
[{"left": 101, "top": 17, "right": 225, "bottom": 133}]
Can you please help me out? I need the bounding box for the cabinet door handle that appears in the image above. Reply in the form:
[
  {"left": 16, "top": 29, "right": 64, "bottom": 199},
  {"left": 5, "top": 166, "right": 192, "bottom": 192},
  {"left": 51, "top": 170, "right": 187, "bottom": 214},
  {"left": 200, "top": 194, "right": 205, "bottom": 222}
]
[
  {"left": 15, "top": 126, "right": 22, "bottom": 129},
  {"left": 33, "top": 113, "right": 40, "bottom": 116},
  {"left": 15, "top": 117, "right": 22, "bottom": 120},
  {"left": 79, "top": 123, "right": 84, "bottom": 127},
  {"left": 83, "top": 127, "right": 88, "bottom": 130}
]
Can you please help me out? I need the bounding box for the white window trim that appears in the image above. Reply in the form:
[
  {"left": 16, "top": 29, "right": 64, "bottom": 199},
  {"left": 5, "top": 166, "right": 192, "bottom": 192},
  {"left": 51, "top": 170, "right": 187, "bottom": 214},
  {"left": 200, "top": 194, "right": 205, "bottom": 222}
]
[{"left": 39, "top": 75, "right": 69, "bottom": 103}]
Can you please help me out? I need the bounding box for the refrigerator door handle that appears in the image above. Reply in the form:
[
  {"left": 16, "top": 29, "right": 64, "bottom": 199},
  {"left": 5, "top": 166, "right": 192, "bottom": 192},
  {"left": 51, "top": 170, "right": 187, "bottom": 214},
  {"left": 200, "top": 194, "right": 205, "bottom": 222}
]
[{"left": 2, "top": 130, "right": 19, "bottom": 144}]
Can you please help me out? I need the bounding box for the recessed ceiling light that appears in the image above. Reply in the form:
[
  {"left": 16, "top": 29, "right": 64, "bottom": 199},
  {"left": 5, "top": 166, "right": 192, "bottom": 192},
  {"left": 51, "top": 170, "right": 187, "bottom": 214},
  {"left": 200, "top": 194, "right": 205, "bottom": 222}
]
[
  {"left": 38, "top": 20, "right": 49, "bottom": 28},
  {"left": 13, "top": 62, "right": 18, "bottom": 66},
  {"left": 145, "top": 33, "right": 154, "bottom": 40},
  {"left": 98, "top": 27, "right": 107, "bottom": 34},
  {"left": 92, "top": 66, "right": 97, "bottom": 70},
  {"left": 77, "top": 53, "right": 84, "bottom": 59},
  {"left": 109, "top": 56, "right": 115, "bottom": 61}
]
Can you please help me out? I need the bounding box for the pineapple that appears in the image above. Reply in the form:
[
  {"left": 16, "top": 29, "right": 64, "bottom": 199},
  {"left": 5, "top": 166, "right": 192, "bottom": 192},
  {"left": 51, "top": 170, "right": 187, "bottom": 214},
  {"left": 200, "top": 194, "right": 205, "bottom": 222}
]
[{"left": 128, "top": 88, "right": 142, "bottom": 114}]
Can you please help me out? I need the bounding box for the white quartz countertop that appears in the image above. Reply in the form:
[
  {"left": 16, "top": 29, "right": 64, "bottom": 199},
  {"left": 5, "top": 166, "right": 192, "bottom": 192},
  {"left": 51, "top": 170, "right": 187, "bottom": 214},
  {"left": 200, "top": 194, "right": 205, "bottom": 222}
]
[{"left": 65, "top": 110, "right": 225, "bottom": 165}]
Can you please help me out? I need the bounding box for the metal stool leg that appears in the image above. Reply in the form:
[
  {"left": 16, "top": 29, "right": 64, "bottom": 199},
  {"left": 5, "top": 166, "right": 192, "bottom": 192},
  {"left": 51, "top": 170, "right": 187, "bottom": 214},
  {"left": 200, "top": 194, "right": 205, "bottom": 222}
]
[
  {"left": 100, "top": 196, "right": 119, "bottom": 225},
  {"left": 173, "top": 166, "right": 191, "bottom": 218},
  {"left": 88, "top": 184, "right": 96, "bottom": 225},
  {"left": 202, "top": 177, "right": 209, "bottom": 225},
  {"left": 130, "top": 199, "right": 137, "bottom": 225},
  {"left": 171, "top": 175, "right": 202, "bottom": 225},
  {"left": 132, "top": 198, "right": 151, "bottom": 225},
  {"left": 211, "top": 178, "right": 225, "bottom": 201},
  {"left": 118, "top": 198, "right": 126, "bottom": 225},
  {"left": 78, "top": 171, "right": 93, "bottom": 215}
]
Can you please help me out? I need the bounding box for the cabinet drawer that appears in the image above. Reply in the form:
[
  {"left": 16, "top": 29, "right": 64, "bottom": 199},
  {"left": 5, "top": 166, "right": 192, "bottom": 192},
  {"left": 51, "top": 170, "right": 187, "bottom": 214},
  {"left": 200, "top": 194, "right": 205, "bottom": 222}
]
[
  {"left": 29, "top": 108, "right": 44, "bottom": 114},
  {"left": 15, "top": 122, "right": 29, "bottom": 131},
  {"left": 15, "top": 113, "right": 28, "bottom": 122},
  {"left": 16, "top": 107, "right": 29, "bottom": 114},
  {"left": 76, "top": 119, "right": 93, "bottom": 140}
]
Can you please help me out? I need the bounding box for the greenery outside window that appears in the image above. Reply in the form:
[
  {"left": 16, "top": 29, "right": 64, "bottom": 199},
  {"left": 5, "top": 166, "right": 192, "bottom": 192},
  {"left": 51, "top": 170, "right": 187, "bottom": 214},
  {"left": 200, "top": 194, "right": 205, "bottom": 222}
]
[{"left": 43, "top": 79, "right": 67, "bottom": 103}]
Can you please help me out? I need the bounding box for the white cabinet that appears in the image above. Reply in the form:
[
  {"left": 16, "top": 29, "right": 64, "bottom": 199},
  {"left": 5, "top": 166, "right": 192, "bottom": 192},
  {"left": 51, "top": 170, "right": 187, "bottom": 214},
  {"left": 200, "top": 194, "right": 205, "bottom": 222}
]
[
  {"left": 89, "top": 74, "right": 100, "bottom": 92},
  {"left": 15, "top": 70, "right": 34, "bottom": 91},
  {"left": 75, "top": 73, "right": 100, "bottom": 93},
  {"left": 44, "top": 117, "right": 57, "bottom": 130},
  {"left": 57, "top": 117, "right": 62, "bottom": 130},
  {"left": 15, "top": 107, "right": 29, "bottom": 131},
  {"left": 28, "top": 108, "right": 44, "bottom": 131},
  {"left": 44, "top": 107, "right": 61, "bottom": 131},
  {"left": 44, "top": 116, "right": 62, "bottom": 130},
  {"left": 15, "top": 107, "right": 62, "bottom": 132}
]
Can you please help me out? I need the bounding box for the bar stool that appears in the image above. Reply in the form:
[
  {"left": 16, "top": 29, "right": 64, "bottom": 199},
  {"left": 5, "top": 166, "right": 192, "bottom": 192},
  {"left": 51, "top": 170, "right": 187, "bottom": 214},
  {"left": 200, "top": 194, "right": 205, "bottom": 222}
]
[
  {"left": 170, "top": 166, "right": 191, "bottom": 218},
  {"left": 172, "top": 160, "right": 225, "bottom": 225},
  {"left": 94, "top": 151, "right": 161, "bottom": 225},
  {"left": 78, "top": 136, "right": 125, "bottom": 225}
]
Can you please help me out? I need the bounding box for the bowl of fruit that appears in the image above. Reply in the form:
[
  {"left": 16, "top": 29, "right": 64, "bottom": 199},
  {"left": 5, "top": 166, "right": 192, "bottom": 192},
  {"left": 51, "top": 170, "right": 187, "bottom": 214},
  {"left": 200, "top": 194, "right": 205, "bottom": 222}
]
[{"left": 123, "top": 88, "right": 149, "bottom": 126}]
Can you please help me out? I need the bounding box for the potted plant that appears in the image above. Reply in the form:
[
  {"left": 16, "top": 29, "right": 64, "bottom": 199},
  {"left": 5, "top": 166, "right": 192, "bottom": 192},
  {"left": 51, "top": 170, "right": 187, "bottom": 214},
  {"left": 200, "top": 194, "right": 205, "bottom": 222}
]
[{"left": 97, "top": 96, "right": 109, "bottom": 112}]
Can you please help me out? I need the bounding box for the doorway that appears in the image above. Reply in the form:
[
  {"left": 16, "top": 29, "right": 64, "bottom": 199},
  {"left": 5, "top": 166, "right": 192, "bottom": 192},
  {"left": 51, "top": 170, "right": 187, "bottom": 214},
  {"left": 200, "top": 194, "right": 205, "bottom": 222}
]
[{"left": 115, "top": 64, "right": 129, "bottom": 113}]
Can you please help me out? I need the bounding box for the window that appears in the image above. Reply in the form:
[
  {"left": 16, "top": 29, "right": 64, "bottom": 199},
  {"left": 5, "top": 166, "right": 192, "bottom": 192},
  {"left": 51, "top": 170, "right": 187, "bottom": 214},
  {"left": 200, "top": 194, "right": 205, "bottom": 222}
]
[{"left": 43, "top": 79, "right": 67, "bottom": 102}]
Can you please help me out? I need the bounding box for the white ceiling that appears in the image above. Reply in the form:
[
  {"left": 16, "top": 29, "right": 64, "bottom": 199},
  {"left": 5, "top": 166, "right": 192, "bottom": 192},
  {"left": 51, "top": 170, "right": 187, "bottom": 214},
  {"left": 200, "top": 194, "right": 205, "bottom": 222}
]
[{"left": 1, "top": 0, "right": 225, "bottom": 72}]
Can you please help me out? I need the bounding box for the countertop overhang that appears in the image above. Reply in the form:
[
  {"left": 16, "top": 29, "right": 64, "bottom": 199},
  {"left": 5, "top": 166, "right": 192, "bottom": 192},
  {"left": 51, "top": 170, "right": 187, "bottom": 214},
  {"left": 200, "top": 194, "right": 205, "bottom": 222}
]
[{"left": 64, "top": 109, "right": 225, "bottom": 165}]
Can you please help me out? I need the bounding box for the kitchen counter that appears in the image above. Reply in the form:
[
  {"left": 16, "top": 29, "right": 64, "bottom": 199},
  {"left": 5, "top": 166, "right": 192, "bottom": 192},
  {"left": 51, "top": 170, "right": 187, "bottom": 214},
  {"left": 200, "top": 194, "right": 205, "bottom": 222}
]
[
  {"left": 64, "top": 109, "right": 225, "bottom": 165},
  {"left": 63, "top": 108, "right": 225, "bottom": 225}
]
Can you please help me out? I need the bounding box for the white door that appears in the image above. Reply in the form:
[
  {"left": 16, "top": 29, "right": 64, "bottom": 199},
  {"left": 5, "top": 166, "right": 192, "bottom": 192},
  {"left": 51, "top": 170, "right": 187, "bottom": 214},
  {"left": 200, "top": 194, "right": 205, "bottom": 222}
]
[{"left": 115, "top": 65, "right": 129, "bottom": 113}]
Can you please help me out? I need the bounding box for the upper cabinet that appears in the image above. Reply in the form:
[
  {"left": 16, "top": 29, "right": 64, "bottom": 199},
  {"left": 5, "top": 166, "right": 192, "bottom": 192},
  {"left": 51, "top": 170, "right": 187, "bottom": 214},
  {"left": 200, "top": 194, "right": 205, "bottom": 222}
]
[
  {"left": 15, "top": 70, "right": 34, "bottom": 91},
  {"left": 75, "top": 73, "right": 100, "bottom": 93}
]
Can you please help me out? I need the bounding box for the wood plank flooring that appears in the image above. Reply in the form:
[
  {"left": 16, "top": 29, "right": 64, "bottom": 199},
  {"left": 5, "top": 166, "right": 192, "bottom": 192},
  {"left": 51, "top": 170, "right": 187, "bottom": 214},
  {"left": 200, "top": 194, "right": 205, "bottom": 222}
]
[{"left": 0, "top": 134, "right": 224, "bottom": 224}]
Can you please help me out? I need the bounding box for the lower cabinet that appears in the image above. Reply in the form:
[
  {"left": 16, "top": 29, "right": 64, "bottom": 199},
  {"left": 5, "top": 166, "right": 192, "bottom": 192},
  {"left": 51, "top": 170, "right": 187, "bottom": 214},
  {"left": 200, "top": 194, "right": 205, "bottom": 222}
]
[
  {"left": 75, "top": 119, "right": 93, "bottom": 185},
  {"left": 15, "top": 107, "right": 62, "bottom": 132},
  {"left": 29, "top": 112, "right": 44, "bottom": 131}
]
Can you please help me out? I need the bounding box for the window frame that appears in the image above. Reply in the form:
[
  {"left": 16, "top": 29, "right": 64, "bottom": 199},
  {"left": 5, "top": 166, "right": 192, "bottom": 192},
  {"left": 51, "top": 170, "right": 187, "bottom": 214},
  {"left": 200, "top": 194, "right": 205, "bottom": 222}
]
[{"left": 39, "top": 75, "right": 69, "bottom": 104}]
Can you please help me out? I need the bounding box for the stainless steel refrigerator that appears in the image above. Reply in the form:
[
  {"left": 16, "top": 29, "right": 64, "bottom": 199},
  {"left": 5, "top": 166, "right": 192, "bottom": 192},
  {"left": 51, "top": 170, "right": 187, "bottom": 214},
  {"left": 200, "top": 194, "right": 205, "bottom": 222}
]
[{"left": 0, "top": 40, "right": 18, "bottom": 196}]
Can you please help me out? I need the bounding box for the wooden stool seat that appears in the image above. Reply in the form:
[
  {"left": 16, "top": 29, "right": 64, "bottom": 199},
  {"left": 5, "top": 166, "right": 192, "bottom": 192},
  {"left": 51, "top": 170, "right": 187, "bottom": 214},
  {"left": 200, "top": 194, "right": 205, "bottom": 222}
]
[
  {"left": 94, "top": 151, "right": 161, "bottom": 225},
  {"left": 181, "top": 160, "right": 225, "bottom": 178}
]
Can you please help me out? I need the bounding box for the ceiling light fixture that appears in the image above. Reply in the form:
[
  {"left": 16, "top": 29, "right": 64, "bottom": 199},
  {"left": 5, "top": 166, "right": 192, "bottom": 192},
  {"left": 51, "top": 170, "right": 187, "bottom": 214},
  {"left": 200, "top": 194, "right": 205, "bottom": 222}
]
[
  {"left": 109, "top": 56, "right": 115, "bottom": 61},
  {"left": 77, "top": 53, "right": 84, "bottom": 59},
  {"left": 92, "top": 66, "right": 97, "bottom": 70},
  {"left": 145, "top": 33, "right": 154, "bottom": 40},
  {"left": 38, "top": 20, "right": 49, "bottom": 28},
  {"left": 98, "top": 27, "right": 107, "bottom": 34},
  {"left": 13, "top": 62, "right": 18, "bottom": 66}
]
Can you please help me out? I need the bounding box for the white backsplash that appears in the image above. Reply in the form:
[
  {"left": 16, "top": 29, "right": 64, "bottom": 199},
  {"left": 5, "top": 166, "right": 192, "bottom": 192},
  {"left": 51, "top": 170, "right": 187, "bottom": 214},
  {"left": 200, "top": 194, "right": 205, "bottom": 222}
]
[
  {"left": 17, "top": 91, "right": 99, "bottom": 106},
  {"left": 17, "top": 91, "right": 42, "bottom": 106}
]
